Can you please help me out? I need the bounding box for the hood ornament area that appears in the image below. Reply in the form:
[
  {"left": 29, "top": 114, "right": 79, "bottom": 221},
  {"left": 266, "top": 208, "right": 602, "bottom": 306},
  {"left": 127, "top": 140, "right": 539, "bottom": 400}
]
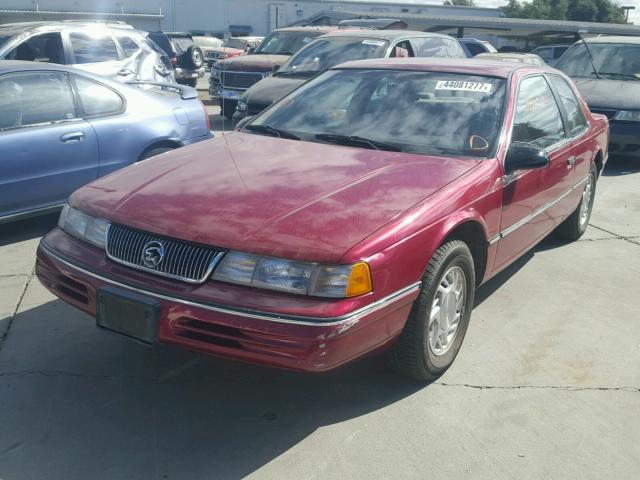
[{"left": 142, "top": 241, "right": 165, "bottom": 269}]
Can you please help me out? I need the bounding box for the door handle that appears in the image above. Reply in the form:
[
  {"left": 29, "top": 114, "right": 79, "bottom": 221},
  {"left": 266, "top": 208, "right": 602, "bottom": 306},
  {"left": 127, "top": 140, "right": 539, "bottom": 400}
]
[
  {"left": 60, "top": 132, "right": 85, "bottom": 144},
  {"left": 567, "top": 156, "right": 576, "bottom": 168}
]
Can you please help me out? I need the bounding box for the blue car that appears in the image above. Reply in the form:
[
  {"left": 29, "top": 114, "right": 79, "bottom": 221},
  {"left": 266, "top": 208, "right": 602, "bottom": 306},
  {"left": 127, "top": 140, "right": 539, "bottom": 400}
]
[{"left": 0, "top": 60, "right": 212, "bottom": 223}]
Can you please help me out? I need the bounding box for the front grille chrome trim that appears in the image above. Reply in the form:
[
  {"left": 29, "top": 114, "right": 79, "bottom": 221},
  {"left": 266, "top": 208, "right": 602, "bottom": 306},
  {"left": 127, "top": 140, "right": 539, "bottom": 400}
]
[{"left": 105, "top": 225, "right": 225, "bottom": 284}]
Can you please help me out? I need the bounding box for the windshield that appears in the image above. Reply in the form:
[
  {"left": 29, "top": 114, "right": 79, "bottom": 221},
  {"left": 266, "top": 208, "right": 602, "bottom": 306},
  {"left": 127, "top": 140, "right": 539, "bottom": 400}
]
[
  {"left": 224, "top": 38, "right": 247, "bottom": 49},
  {"left": 556, "top": 43, "right": 640, "bottom": 80},
  {"left": 277, "top": 37, "right": 389, "bottom": 76},
  {"left": 250, "top": 69, "right": 506, "bottom": 158},
  {"left": 255, "top": 31, "right": 320, "bottom": 55}
]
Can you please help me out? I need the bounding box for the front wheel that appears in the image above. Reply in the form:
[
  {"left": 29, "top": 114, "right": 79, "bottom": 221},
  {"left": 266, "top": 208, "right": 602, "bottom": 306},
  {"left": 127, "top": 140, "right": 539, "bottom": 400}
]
[
  {"left": 555, "top": 162, "right": 597, "bottom": 241},
  {"left": 390, "top": 240, "right": 476, "bottom": 382}
]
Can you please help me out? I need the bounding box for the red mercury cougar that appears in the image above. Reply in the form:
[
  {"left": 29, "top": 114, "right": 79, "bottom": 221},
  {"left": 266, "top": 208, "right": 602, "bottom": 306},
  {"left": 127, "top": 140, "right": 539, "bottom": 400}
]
[{"left": 37, "top": 59, "right": 609, "bottom": 381}]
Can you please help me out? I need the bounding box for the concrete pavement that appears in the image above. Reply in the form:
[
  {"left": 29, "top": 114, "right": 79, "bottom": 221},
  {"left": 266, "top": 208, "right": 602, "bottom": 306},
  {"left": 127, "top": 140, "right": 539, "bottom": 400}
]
[{"left": 0, "top": 153, "right": 639, "bottom": 479}]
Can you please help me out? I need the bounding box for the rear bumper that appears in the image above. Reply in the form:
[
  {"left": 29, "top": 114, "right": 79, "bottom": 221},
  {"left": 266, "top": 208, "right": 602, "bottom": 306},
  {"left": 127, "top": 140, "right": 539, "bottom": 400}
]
[
  {"left": 608, "top": 122, "right": 640, "bottom": 158},
  {"left": 36, "top": 237, "right": 418, "bottom": 372}
]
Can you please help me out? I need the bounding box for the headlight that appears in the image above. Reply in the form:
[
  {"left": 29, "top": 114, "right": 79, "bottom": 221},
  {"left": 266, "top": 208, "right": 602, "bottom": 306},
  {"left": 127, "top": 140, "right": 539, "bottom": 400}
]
[
  {"left": 212, "top": 251, "right": 372, "bottom": 298},
  {"left": 58, "top": 204, "right": 110, "bottom": 249},
  {"left": 237, "top": 101, "right": 247, "bottom": 112},
  {"left": 613, "top": 110, "right": 640, "bottom": 122}
]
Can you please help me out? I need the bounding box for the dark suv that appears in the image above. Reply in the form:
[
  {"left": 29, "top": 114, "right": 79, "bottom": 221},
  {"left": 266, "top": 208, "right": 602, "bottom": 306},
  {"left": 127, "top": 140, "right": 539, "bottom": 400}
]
[
  {"left": 210, "top": 26, "right": 335, "bottom": 119},
  {"left": 148, "top": 32, "right": 205, "bottom": 87},
  {"left": 233, "top": 30, "right": 467, "bottom": 124}
]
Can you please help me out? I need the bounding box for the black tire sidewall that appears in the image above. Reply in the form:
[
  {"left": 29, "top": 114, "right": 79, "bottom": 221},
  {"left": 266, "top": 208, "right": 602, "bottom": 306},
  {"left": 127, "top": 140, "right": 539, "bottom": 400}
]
[
  {"left": 577, "top": 163, "right": 597, "bottom": 235},
  {"left": 418, "top": 244, "right": 475, "bottom": 374}
]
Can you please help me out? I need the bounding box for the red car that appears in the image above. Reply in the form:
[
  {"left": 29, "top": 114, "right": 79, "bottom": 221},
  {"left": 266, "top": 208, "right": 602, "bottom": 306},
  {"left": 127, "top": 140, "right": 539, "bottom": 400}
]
[{"left": 37, "top": 59, "right": 609, "bottom": 381}]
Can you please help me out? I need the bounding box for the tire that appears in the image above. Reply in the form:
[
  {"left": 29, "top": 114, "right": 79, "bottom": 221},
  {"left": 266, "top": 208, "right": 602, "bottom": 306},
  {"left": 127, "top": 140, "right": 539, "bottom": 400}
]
[
  {"left": 221, "top": 99, "right": 236, "bottom": 120},
  {"left": 138, "top": 146, "right": 175, "bottom": 162},
  {"left": 555, "top": 162, "right": 597, "bottom": 242},
  {"left": 390, "top": 240, "right": 476, "bottom": 382},
  {"left": 184, "top": 45, "right": 204, "bottom": 69}
]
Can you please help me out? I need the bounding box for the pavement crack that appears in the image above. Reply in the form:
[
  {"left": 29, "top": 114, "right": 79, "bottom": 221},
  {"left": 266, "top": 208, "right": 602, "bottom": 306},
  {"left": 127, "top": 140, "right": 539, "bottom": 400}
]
[
  {"left": 0, "top": 266, "right": 35, "bottom": 352},
  {"left": 435, "top": 382, "right": 639, "bottom": 393},
  {"left": 589, "top": 224, "right": 640, "bottom": 247}
]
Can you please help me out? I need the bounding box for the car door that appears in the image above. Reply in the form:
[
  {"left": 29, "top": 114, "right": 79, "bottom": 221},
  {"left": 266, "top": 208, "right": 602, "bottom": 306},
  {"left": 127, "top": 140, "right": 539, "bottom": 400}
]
[
  {"left": 547, "top": 74, "right": 592, "bottom": 182},
  {"left": 69, "top": 74, "right": 133, "bottom": 177},
  {"left": 0, "top": 71, "right": 99, "bottom": 218},
  {"left": 65, "top": 29, "right": 133, "bottom": 81},
  {"left": 494, "top": 75, "right": 576, "bottom": 269}
]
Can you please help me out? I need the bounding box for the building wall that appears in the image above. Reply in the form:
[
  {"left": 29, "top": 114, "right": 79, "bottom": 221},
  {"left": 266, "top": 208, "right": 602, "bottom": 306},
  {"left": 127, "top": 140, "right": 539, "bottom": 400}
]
[{"left": 0, "top": 0, "right": 502, "bottom": 35}]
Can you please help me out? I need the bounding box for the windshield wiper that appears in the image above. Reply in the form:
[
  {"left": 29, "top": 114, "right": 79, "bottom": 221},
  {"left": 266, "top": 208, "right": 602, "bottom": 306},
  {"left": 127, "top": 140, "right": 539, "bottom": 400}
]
[
  {"left": 275, "top": 70, "right": 319, "bottom": 77},
  {"left": 244, "top": 124, "right": 300, "bottom": 140},
  {"left": 598, "top": 72, "right": 639, "bottom": 81},
  {"left": 315, "top": 134, "right": 402, "bottom": 152}
]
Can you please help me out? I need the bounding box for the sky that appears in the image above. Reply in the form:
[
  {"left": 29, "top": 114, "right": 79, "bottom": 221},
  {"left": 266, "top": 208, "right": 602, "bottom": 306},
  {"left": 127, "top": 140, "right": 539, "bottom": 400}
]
[{"left": 355, "top": 0, "right": 640, "bottom": 23}]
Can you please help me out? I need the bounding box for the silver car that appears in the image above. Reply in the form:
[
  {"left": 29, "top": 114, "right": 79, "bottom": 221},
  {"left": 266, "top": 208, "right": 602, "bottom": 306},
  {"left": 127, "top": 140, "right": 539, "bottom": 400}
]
[{"left": 0, "top": 21, "right": 175, "bottom": 83}]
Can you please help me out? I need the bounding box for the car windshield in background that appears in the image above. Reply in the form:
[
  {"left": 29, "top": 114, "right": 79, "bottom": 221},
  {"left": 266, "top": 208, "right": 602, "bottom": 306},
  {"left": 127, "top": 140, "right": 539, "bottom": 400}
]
[
  {"left": 556, "top": 43, "right": 640, "bottom": 80},
  {"left": 277, "top": 37, "right": 389, "bottom": 76},
  {"left": 255, "top": 31, "right": 319, "bottom": 55},
  {"left": 251, "top": 69, "right": 506, "bottom": 158},
  {"left": 224, "top": 38, "right": 246, "bottom": 49}
]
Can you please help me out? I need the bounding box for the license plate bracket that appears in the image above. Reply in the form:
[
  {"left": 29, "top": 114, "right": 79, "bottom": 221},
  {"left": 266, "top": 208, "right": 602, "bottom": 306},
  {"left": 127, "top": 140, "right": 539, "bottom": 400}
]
[{"left": 96, "top": 288, "right": 160, "bottom": 344}]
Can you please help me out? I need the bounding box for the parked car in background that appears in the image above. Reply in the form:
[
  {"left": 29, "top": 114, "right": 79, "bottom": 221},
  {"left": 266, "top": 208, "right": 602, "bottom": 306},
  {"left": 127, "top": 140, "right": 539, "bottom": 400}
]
[
  {"left": 458, "top": 38, "right": 497, "bottom": 57},
  {"left": 0, "top": 61, "right": 211, "bottom": 223},
  {"left": 36, "top": 58, "right": 608, "bottom": 380},
  {"left": 233, "top": 30, "right": 467, "bottom": 122},
  {"left": 0, "top": 21, "right": 174, "bottom": 83},
  {"left": 205, "top": 36, "right": 263, "bottom": 66},
  {"left": 531, "top": 44, "right": 569, "bottom": 65},
  {"left": 193, "top": 35, "right": 224, "bottom": 60},
  {"left": 210, "top": 26, "right": 335, "bottom": 119},
  {"left": 475, "top": 52, "right": 546, "bottom": 65},
  {"left": 147, "top": 32, "right": 205, "bottom": 87},
  {"left": 555, "top": 36, "right": 640, "bottom": 159}
]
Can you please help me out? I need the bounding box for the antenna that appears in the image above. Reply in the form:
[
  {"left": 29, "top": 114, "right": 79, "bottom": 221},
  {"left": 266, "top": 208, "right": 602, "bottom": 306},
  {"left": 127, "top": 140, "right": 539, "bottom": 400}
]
[{"left": 577, "top": 28, "right": 601, "bottom": 80}]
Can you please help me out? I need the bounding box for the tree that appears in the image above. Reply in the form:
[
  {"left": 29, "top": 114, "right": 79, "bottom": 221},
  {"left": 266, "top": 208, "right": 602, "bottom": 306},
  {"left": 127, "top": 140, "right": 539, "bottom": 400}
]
[
  {"left": 444, "top": 0, "right": 476, "bottom": 6},
  {"left": 501, "top": 0, "right": 627, "bottom": 23}
]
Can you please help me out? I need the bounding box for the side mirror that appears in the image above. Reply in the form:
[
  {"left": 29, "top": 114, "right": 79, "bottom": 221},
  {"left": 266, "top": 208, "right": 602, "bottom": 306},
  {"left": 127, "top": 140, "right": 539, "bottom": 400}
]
[
  {"left": 504, "top": 142, "right": 550, "bottom": 174},
  {"left": 235, "top": 115, "right": 255, "bottom": 130},
  {"left": 272, "top": 64, "right": 280, "bottom": 73}
]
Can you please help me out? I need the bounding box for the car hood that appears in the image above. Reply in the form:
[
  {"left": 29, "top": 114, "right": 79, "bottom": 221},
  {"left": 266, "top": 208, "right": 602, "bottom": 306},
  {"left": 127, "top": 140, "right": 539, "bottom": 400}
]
[
  {"left": 242, "top": 74, "right": 308, "bottom": 109},
  {"left": 573, "top": 78, "right": 640, "bottom": 110},
  {"left": 217, "top": 54, "right": 290, "bottom": 72},
  {"left": 71, "top": 134, "right": 479, "bottom": 263}
]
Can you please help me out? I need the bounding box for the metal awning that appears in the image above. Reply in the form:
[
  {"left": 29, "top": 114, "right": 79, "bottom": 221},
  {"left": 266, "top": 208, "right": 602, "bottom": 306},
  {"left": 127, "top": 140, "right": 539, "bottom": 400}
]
[
  {"left": 0, "top": 8, "right": 164, "bottom": 20},
  {"left": 331, "top": 10, "right": 640, "bottom": 37}
]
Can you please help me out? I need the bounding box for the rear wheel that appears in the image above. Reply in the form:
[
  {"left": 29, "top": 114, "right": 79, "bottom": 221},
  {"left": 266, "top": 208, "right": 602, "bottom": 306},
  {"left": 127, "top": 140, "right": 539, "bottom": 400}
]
[
  {"left": 138, "top": 146, "right": 176, "bottom": 162},
  {"left": 221, "top": 99, "right": 236, "bottom": 120},
  {"left": 185, "top": 45, "right": 204, "bottom": 69},
  {"left": 555, "top": 162, "right": 597, "bottom": 241},
  {"left": 390, "top": 240, "right": 475, "bottom": 382}
]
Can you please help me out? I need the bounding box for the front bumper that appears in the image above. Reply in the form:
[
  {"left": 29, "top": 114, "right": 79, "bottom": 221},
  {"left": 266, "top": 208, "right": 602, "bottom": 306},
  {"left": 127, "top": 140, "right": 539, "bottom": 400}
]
[
  {"left": 36, "top": 231, "right": 418, "bottom": 372},
  {"left": 175, "top": 67, "right": 206, "bottom": 80},
  {"left": 208, "top": 82, "right": 245, "bottom": 101},
  {"left": 608, "top": 121, "right": 640, "bottom": 158}
]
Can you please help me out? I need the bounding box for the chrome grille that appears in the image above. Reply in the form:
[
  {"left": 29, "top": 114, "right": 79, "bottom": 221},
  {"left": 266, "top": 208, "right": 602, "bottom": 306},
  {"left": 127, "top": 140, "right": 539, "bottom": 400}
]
[
  {"left": 221, "top": 71, "right": 265, "bottom": 89},
  {"left": 106, "top": 225, "right": 225, "bottom": 284}
]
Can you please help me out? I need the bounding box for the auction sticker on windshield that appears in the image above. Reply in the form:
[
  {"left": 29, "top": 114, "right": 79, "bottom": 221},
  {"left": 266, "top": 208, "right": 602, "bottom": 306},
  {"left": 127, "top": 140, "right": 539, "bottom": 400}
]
[{"left": 435, "top": 80, "right": 492, "bottom": 93}]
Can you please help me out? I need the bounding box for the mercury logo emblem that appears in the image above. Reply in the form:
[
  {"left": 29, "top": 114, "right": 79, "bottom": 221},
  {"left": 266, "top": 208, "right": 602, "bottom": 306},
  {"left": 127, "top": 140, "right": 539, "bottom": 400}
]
[{"left": 142, "top": 241, "right": 165, "bottom": 269}]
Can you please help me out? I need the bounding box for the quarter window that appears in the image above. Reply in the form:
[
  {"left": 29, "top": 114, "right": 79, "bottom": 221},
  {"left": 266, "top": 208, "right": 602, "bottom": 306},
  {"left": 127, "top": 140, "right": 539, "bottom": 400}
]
[
  {"left": 0, "top": 72, "right": 76, "bottom": 130},
  {"left": 117, "top": 36, "right": 141, "bottom": 57},
  {"left": 70, "top": 32, "right": 119, "bottom": 64},
  {"left": 512, "top": 76, "right": 565, "bottom": 149},
  {"left": 548, "top": 76, "right": 588, "bottom": 135},
  {"left": 72, "top": 76, "right": 123, "bottom": 117}
]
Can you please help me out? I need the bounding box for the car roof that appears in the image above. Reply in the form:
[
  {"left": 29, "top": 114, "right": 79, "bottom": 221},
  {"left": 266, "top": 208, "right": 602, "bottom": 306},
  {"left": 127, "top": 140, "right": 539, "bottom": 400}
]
[
  {"left": 0, "top": 20, "right": 133, "bottom": 34},
  {"left": 333, "top": 57, "right": 553, "bottom": 78},
  {"left": 323, "top": 29, "right": 451, "bottom": 41},
  {"left": 582, "top": 35, "right": 640, "bottom": 44},
  {"left": 274, "top": 26, "right": 336, "bottom": 34}
]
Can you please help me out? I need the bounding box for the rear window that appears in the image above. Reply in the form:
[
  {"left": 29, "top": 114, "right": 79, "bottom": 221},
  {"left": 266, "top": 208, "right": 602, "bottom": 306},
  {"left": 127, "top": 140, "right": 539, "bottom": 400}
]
[{"left": 147, "top": 33, "right": 173, "bottom": 55}]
